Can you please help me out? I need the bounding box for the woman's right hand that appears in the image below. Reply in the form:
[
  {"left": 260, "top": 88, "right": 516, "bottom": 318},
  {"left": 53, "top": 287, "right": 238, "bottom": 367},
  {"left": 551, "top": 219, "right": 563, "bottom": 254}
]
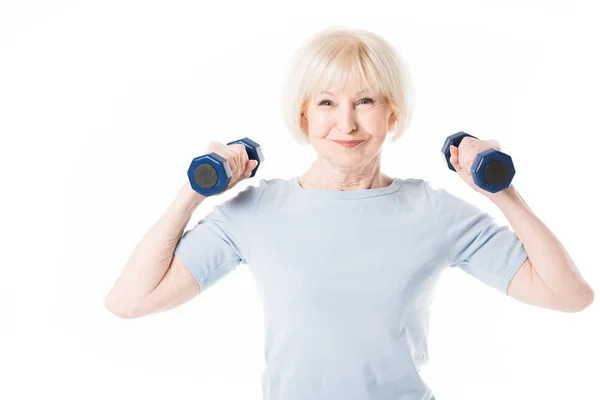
[{"left": 205, "top": 141, "right": 259, "bottom": 192}]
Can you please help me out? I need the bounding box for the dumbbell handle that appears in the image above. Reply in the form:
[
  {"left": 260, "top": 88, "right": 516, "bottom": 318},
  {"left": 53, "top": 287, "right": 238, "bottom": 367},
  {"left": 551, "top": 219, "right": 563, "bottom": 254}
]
[
  {"left": 442, "top": 131, "right": 516, "bottom": 193},
  {"left": 187, "top": 137, "right": 263, "bottom": 197}
]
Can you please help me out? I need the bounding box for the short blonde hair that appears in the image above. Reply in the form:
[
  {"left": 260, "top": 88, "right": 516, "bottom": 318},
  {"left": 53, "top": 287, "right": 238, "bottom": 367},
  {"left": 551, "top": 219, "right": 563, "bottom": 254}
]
[{"left": 281, "top": 26, "right": 415, "bottom": 146}]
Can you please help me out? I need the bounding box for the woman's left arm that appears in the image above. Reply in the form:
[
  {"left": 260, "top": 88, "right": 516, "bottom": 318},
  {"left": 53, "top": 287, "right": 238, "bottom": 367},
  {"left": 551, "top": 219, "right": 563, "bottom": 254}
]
[
  {"left": 449, "top": 140, "right": 594, "bottom": 312},
  {"left": 488, "top": 185, "right": 594, "bottom": 312}
]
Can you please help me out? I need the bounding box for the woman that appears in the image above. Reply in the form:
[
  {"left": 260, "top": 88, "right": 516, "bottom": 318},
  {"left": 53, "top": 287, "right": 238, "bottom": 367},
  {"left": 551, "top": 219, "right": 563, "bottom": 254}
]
[{"left": 105, "top": 26, "right": 594, "bottom": 400}]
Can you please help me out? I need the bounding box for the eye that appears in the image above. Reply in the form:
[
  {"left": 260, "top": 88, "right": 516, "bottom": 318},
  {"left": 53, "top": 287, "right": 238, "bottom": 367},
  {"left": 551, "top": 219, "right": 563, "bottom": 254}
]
[{"left": 318, "top": 98, "right": 374, "bottom": 106}]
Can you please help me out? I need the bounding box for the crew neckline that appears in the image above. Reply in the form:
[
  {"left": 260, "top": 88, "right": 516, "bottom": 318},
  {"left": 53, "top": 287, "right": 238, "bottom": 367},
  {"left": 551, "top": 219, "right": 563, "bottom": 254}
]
[{"left": 290, "top": 176, "right": 403, "bottom": 199}]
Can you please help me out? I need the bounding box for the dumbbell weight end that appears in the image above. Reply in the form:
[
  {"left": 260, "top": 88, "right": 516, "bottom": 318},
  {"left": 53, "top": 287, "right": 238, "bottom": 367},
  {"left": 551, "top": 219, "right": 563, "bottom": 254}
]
[
  {"left": 187, "top": 137, "right": 263, "bottom": 197},
  {"left": 441, "top": 131, "right": 516, "bottom": 194}
]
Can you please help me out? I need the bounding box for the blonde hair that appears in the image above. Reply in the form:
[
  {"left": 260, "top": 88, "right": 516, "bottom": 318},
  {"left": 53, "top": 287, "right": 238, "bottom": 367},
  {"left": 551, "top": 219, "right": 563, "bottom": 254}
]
[{"left": 281, "top": 26, "right": 415, "bottom": 146}]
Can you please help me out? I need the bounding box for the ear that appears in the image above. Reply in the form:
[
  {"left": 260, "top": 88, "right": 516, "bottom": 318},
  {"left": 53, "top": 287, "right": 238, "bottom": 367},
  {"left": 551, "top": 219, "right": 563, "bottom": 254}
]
[
  {"left": 387, "top": 111, "right": 398, "bottom": 131},
  {"left": 300, "top": 111, "right": 308, "bottom": 134}
]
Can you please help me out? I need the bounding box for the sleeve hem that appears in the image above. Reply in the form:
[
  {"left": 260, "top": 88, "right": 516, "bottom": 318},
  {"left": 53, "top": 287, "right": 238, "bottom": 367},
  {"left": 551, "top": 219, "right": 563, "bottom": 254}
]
[
  {"left": 501, "top": 250, "right": 529, "bottom": 295},
  {"left": 461, "top": 249, "right": 529, "bottom": 295},
  {"left": 174, "top": 240, "right": 239, "bottom": 293}
]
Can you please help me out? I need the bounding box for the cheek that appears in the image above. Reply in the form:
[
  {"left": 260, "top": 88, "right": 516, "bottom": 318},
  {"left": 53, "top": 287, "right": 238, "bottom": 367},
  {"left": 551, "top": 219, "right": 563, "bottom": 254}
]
[
  {"left": 304, "top": 111, "right": 328, "bottom": 137},
  {"left": 312, "top": 113, "right": 331, "bottom": 130},
  {"left": 359, "top": 112, "right": 388, "bottom": 136}
]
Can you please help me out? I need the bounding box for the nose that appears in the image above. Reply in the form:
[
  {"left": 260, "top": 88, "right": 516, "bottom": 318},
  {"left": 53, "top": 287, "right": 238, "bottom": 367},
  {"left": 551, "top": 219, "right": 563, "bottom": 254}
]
[{"left": 335, "top": 104, "right": 358, "bottom": 135}]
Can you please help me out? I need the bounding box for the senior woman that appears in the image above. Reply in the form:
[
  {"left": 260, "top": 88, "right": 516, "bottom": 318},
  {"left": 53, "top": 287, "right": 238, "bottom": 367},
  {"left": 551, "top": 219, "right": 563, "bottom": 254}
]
[{"left": 105, "top": 27, "right": 594, "bottom": 400}]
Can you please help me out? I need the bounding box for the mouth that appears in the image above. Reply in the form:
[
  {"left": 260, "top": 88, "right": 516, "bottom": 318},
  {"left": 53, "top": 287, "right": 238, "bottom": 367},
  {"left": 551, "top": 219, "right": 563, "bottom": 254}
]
[{"left": 332, "top": 140, "right": 365, "bottom": 148}]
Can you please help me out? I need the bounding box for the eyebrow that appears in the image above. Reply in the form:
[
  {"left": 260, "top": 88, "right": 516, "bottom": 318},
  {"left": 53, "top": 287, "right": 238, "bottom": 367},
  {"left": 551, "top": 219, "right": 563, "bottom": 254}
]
[{"left": 320, "top": 89, "right": 370, "bottom": 96}]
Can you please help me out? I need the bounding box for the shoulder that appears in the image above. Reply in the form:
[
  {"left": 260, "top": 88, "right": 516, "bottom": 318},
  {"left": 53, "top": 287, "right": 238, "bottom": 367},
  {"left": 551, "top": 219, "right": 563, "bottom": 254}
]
[
  {"left": 399, "top": 177, "right": 429, "bottom": 190},
  {"left": 395, "top": 177, "right": 434, "bottom": 199},
  {"left": 217, "top": 176, "right": 295, "bottom": 213},
  {"left": 410, "top": 178, "right": 457, "bottom": 203},
  {"left": 397, "top": 178, "right": 472, "bottom": 214},
  {"left": 219, "top": 178, "right": 270, "bottom": 212}
]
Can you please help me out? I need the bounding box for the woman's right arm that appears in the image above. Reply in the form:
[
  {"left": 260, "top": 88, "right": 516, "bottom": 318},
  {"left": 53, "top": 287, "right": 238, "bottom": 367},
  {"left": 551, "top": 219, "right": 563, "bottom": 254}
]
[
  {"left": 105, "top": 141, "right": 258, "bottom": 319},
  {"left": 104, "top": 182, "right": 205, "bottom": 319}
]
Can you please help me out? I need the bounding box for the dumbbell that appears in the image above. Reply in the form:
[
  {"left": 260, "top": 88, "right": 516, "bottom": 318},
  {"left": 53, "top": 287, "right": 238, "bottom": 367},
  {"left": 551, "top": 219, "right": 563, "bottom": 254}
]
[
  {"left": 187, "top": 137, "right": 264, "bottom": 197},
  {"left": 441, "top": 131, "right": 515, "bottom": 193}
]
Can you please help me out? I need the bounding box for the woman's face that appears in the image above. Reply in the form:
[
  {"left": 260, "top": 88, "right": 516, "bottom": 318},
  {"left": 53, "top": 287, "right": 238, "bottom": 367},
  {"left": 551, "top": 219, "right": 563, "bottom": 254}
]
[{"left": 301, "top": 85, "right": 397, "bottom": 169}]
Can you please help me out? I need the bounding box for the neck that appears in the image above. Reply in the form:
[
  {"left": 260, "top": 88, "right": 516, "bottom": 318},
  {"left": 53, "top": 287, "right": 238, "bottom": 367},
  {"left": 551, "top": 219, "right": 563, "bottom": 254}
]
[{"left": 299, "top": 156, "right": 392, "bottom": 191}]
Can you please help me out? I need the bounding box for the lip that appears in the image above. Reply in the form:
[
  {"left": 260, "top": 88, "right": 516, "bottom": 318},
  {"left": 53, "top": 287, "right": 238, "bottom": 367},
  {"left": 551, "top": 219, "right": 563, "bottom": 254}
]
[{"left": 333, "top": 140, "right": 364, "bottom": 148}]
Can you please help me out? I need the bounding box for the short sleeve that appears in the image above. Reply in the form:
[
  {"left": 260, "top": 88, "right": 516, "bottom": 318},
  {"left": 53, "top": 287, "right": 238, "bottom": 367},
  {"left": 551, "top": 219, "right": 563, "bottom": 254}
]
[
  {"left": 173, "top": 179, "right": 267, "bottom": 292},
  {"left": 423, "top": 181, "right": 528, "bottom": 295}
]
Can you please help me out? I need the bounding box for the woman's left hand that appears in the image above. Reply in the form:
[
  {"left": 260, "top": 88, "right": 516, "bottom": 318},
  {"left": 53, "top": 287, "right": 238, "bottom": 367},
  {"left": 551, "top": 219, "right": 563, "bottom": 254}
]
[{"left": 449, "top": 136, "right": 504, "bottom": 198}]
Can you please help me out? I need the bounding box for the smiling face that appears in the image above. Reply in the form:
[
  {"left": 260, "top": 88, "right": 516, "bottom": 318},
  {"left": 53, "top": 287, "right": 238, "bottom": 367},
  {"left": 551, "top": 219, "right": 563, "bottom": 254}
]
[{"left": 300, "top": 84, "right": 398, "bottom": 169}]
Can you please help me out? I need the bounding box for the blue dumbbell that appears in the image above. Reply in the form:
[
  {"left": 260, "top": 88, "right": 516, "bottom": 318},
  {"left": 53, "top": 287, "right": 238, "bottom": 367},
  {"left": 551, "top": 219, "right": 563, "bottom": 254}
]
[
  {"left": 441, "top": 131, "right": 515, "bottom": 193},
  {"left": 187, "top": 137, "right": 264, "bottom": 197}
]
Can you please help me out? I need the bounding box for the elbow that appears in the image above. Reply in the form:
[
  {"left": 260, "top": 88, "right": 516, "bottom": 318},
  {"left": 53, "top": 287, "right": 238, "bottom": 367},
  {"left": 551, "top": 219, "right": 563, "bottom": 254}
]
[
  {"left": 563, "top": 286, "right": 595, "bottom": 313},
  {"left": 104, "top": 295, "right": 139, "bottom": 319}
]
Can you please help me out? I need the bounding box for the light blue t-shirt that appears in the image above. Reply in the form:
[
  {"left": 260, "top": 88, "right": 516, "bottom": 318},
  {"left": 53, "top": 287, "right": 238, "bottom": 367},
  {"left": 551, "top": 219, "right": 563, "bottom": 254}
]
[{"left": 174, "top": 176, "right": 528, "bottom": 400}]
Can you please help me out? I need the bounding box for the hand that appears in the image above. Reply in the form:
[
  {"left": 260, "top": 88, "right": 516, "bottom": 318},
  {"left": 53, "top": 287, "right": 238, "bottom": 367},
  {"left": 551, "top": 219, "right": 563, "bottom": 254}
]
[
  {"left": 449, "top": 136, "right": 504, "bottom": 197},
  {"left": 204, "top": 141, "right": 259, "bottom": 192}
]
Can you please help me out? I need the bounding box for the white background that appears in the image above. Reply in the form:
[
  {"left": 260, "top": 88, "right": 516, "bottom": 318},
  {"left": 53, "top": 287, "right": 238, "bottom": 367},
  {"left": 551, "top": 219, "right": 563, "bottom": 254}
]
[{"left": 1, "top": 1, "right": 599, "bottom": 399}]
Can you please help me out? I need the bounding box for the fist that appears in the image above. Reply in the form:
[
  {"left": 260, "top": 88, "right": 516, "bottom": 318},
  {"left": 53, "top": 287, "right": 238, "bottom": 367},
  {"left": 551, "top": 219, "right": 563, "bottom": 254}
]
[
  {"left": 204, "top": 141, "right": 259, "bottom": 192},
  {"left": 449, "top": 137, "right": 502, "bottom": 196}
]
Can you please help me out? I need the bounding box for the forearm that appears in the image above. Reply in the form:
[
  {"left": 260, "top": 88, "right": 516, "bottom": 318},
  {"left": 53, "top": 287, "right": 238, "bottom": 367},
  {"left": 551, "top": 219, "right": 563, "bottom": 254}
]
[
  {"left": 105, "top": 182, "right": 205, "bottom": 315},
  {"left": 487, "top": 185, "right": 593, "bottom": 305}
]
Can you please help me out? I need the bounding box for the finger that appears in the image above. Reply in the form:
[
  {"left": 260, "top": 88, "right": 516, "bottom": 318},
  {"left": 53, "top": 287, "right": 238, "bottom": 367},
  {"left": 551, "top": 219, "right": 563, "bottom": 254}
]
[
  {"left": 449, "top": 145, "right": 461, "bottom": 171},
  {"left": 243, "top": 159, "right": 258, "bottom": 177},
  {"left": 231, "top": 144, "right": 248, "bottom": 179},
  {"left": 488, "top": 139, "right": 502, "bottom": 150},
  {"left": 223, "top": 147, "right": 240, "bottom": 176}
]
